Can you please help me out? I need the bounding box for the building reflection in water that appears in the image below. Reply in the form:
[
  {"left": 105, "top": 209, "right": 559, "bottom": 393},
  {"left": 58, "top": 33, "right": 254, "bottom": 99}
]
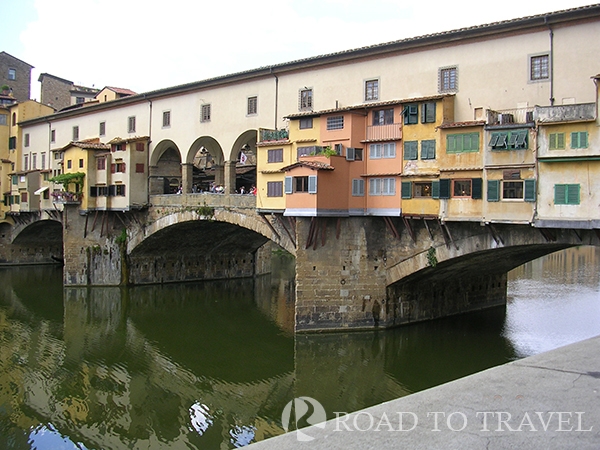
[{"left": 0, "top": 247, "right": 598, "bottom": 449}]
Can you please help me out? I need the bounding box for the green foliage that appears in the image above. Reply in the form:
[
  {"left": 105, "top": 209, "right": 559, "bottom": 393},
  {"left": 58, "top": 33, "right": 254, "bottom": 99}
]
[
  {"left": 196, "top": 203, "right": 214, "bottom": 217},
  {"left": 115, "top": 228, "right": 128, "bottom": 245},
  {"left": 427, "top": 246, "right": 438, "bottom": 268},
  {"left": 49, "top": 172, "right": 85, "bottom": 189}
]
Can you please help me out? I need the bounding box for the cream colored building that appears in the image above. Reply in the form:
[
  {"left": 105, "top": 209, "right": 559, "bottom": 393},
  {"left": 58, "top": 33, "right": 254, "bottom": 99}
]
[{"left": 14, "top": 5, "right": 600, "bottom": 222}]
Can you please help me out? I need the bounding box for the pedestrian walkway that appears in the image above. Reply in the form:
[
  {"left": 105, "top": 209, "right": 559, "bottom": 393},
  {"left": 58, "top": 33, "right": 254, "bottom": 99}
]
[{"left": 248, "top": 335, "right": 600, "bottom": 449}]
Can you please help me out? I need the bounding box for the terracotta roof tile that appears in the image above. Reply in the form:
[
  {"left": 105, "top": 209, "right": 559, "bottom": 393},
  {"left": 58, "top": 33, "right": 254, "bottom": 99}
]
[{"left": 281, "top": 161, "right": 334, "bottom": 171}]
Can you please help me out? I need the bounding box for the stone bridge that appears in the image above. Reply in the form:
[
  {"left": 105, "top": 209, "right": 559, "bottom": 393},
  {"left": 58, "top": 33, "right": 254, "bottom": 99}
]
[{"left": 2, "top": 194, "right": 599, "bottom": 332}]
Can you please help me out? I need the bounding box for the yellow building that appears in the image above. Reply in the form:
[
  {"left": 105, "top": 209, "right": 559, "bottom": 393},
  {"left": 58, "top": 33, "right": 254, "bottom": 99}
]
[{"left": 535, "top": 81, "right": 600, "bottom": 228}]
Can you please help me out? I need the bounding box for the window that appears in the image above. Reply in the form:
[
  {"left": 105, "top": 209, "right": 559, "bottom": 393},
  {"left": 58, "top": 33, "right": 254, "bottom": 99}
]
[
  {"left": 79, "top": 159, "right": 84, "bottom": 168},
  {"left": 439, "top": 66, "right": 458, "bottom": 92},
  {"left": 116, "top": 185, "right": 126, "bottom": 196},
  {"left": 128, "top": 116, "right": 136, "bottom": 133},
  {"left": 403, "top": 141, "right": 418, "bottom": 160},
  {"left": 297, "top": 146, "right": 317, "bottom": 159},
  {"left": 72, "top": 126, "right": 79, "bottom": 141},
  {"left": 8, "top": 68, "right": 16, "bottom": 80},
  {"left": 403, "top": 105, "right": 418, "bottom": 125},
  {"left": 112, "top": 162, "right": 126, "bottom": 173},
  {"left": 24, "top": 133, "right": 30, "bottom": 147},
  {"left": 365, "top": 79, "right": 379, "bottom": 101},
  {"left": 67, "top": 160, "right": 72, "bottom": 169},
  {"left": 370, "top": 143, "right": 396, "bottom": 159},
  {"left": 201, "top": 104, "right": 211, "bottom": 122},
  {"left": 421, "top": 102, "right": 436, "bottom": 123},
  {"left": 12, "top": 175, "right": 17, "bottom": 185},
  {"left": 295, "top": 176, "right": 310, "bottom": 193},
  {"left": 136, "top": 163, "right": 145, "bottom": 173},
  {"left": 327, "top": 116, "right": 344, "bottom": 130},
  {"left": 21, "top": 193, "right": 28, "bottom": 203},
  {"left": 554, "top": 184, "right": 580, "bottom": 205},
  {"left": 369, "top": 178, "right": 396, "bottom": 196},
  {"left": 549, "top": 132, "right": 565, "bottom": 150},
  {"left": 51, "top": 129, "right": 56, "bottom": 143},
  {"left": 97, "top": 186, "right": 108, "bottom": 196},
  {"left": 267, "top": 148, "right": 283, "bottom": 163},
  {"left": 372, "top": 108, "right": 394, "bottom": 126},
  {"left": 453, "top": 179, "right": 472, "bottom": 197},
  {"left": 489, "top": 130, "right": 528, "bottom": 150},
  {"left": 414, "top": 182, "right": 433, "bottom": 197},
  {"left": 530, "top": 54, "right": 549, "bottom": 81},
  {"left": 24, "top": 155, "right": 28, "bottom": 171},
  {"left": 12, "top": 112, "right": 16, "bottom": 126},
  {"left": 97, "top": 158, "right": 106, "bottom": 170},
  {"left": 503, "top": 181, "right": 524, "bottom": 199},
  {"left": 421, "top": 140, "right": 436, "bottom": 160},
  {"left": 247, "top": 96, "right": 257, "bottom": 115},
  {"left": 299, "top": 117, "right": 313, "bottom": 129},
  {"left": 299, "top": 88, "right": 313, "bottom": 111},
  {"left": 8, "top": 136, "right": 16, "bottom": 150},
  {"left": 32, "top": 154, "right": 37, "bottom": 170},
  {"left": 76, "top": 97, "right": 85, "bottom": 104},
  {"left": 346, "top": 147, "right": 363, "bottom": 161},
  {"left": 41, "top": 153, "right": 46, "bottom": 170},
  {"left": 447, "top": 133, "right": 480, "bottom": 153},
  {"left": 163, "top": 111, "right": 171, "bottom": 127},
  {"left": 267, "top": 181, "right": 283, "bottom": 197},
  {"left": 99, "top": 122, "right": 105, "bottom": 136},
  {"left": 352, "top": 179, "right": 365, "bottom": 196},
  {"left": 571, "top": 131, "right": 588, "bottom": 149},
  {"left": 112, "top": 143, "right": 125, "bottom": 152},
  {"left": 285, "top": 175, "right": 317, "bottom": 194},
  {"left": 0, "top": 114, "right": 6, "bottom": 125}
]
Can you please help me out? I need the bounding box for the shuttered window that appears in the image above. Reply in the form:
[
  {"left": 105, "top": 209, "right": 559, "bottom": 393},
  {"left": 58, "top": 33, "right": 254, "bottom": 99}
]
[
  {"left": 404, "top": 141, "right": 418, "bottom": 160},
  {"left": 554, "top": 184, "right": 580, "bottom": 205},
  {"left": 571, "top": 132, "right": 588, "bottom": 149},
  {"left": 421, "top": 140, "right": 436, "bottom": 160},
  {"left": 487, "top": 180, "right": 500, "bottom": 202},
  {"left": 549, "top": 133, "right": 565, "bottom": 150}
]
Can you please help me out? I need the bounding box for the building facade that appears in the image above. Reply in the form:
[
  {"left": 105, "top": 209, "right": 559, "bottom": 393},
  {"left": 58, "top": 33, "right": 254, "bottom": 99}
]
[{"left": 0, "top": 52, "right": 33, "bottom": 103}]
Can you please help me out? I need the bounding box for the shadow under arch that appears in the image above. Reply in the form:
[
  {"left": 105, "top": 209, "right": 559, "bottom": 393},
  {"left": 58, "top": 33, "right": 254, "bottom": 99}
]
[
  {"left": 230, "top": 129, "right": 258, "bottom": 192},
  {"left": 150, "top": 139, "right": 182, "bottom": 194},
  {"left": 12, "top": 219, "right": 63, "bottom": 246}
]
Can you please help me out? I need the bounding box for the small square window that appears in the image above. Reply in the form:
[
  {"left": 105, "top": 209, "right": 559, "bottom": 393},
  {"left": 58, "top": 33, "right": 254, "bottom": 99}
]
[
  {"left": 247, "top": 96, "right": 257, "bottom": 115},
  {"left": 8, "top": 69, "right": 16, "bottom": 80},
  {"left": 327, "top": 116, "right": 344, "bottom": 130},
  {"left": 299, "top": 89, "right": 313, "bottom": 111},
  {"left": 439, "top": 66, "right": 458, "bottom": 93},
  {"left": 530, "top": 54, "right": 549, "bottom": 81},
  {"left": 201, "top": 104, "right": 211, "bottom": 122},
  {"left": 299, "top": 117, "right": 313, "bottom": 129},
  {"left": 128, "top": 116, "right": 136, "bottom": 133},
  {"left": 365, "top": 79, "right": 379, "bottom": 101}
]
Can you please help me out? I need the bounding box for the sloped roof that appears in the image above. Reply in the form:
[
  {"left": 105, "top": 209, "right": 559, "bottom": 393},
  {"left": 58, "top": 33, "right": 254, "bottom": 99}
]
[
  {"left": 102, "top": 86, "right": 137, "bottom": 96},
  {"left": 56, "top": 138, "right": 109, "bottom": 152},
  {"left": 107, "top": 136, "right": 149, "bottom": 144},
  {"left": 281, "top": 160, "right": 334, "bottom": 171}
]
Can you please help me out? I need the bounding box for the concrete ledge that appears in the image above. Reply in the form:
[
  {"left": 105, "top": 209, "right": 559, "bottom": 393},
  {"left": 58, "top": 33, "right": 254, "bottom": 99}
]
[{"left": 248, "top": 335, "right": 600, "bottom": 450}]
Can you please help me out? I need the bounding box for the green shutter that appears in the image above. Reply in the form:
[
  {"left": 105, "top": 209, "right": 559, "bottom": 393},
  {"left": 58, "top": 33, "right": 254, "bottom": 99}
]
[
  {"left": 432, "top": 181, "right": 440, "bottom": 199},
  {"left": 567, "top": 184, "right": 580, "bottom": 205},
  {"left": 487, "top": 180, "right": 500, "bottom": 202},
  {"left": 554, "top": 184, "right": 566, "bottom": 204},
  {"left": 404, "top": 141, "right": 418, "bottom": 160},
  {"left": 439, "top": 179, "right": 451, "bottom": 199},
  {"left": 471, "top": 178, "right": 483, "bottom": 199},
  {"left": 401, "top": 181, "right": 412, "bottom": 199},
  {"left": 470, "top": 133, "right": 480, "bottom": 151},
  {"left": 524, "top": 179, "right": 536, "bottom": 202},
  {"left": 571, "top": 132, "right": 588, "bottom": 149},
  {"left": 421, "top": 140, "right": 436, "bottom": 160}
]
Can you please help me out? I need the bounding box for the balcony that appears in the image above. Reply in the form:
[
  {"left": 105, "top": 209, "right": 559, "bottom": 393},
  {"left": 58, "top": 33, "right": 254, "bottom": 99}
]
[
  {"left": 366, "top": 123, "right": 402, "bottom": 141},
  {"left": 259, "top": 128, "right": 289, "bottom": 143},
  {"left": 52, "top": 191, "right": 83, "bottom": 204},
  {"left": 533, "top": 103, "right": 596, "bottom": 124},
  {"left": 487, "top": 108, "right": 535, "bottom": 126}
]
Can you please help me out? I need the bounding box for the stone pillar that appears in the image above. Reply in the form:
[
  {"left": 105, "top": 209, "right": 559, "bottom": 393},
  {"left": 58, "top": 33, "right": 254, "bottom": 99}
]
[
  {"left": 224, "top": 160, "right": 238, "bottom": 194},
  {"left": 181, "top": 163, "right": 193, "bottom": 193},
  {"left": 62, "top": 205, "right": 124, "bottom": 286},
  {"left": 214, "top": 164, "right": 224, "bottom": 186},
  {"left": 294, "top": 217, "right": 388, "bottom": 332}
]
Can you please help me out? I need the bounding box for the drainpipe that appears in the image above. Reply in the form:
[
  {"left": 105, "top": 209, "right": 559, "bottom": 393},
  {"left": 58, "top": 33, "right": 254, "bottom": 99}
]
[
  {"left": 548, "top": 20, "right": 555, "bottom": 106},
  {"left": 146, "top": 95, "right": 152, "bottom": 202},
  {"left": 271, "top": 68, "right": 278, "bottom": 130}
]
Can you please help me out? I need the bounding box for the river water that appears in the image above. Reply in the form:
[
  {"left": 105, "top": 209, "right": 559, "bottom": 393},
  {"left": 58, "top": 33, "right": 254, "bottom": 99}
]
[{"left": 0, "top": 247, "right": 599, "bottom": 449}]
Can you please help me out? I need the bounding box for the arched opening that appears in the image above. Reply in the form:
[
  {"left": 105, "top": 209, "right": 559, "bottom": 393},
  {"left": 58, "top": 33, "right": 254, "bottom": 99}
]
[
  {"left": 230, "top": 130, "right": 258, "bottom": 194},
  {"left": 150, "top": 140, "right": 182, "bottom": 194},
  {"left": 187, "top": 137, "right": 225, "bottom": 193}
]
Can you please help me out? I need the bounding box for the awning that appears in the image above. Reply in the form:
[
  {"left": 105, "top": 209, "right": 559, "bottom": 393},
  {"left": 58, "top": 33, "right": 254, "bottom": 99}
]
[{"left": 34, "top": 186, "right": 49, "bottom": 195}]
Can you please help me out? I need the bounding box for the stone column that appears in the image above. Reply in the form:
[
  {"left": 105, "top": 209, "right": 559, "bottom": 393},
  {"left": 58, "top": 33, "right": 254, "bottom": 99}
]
[
  {"left": 224, "top": 160, "right": 237, "bottom": 194},
  {"left": 181, "top": 163, "right": 193, "bottom": 193},
  {"left": 214, "top": 164, "right": 224, "bottom": 186}
]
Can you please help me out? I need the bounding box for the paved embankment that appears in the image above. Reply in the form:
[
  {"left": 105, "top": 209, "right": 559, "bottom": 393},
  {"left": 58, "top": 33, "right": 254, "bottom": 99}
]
[{"left": 248, "top": 335, "right": 600, "bottom": 449}]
